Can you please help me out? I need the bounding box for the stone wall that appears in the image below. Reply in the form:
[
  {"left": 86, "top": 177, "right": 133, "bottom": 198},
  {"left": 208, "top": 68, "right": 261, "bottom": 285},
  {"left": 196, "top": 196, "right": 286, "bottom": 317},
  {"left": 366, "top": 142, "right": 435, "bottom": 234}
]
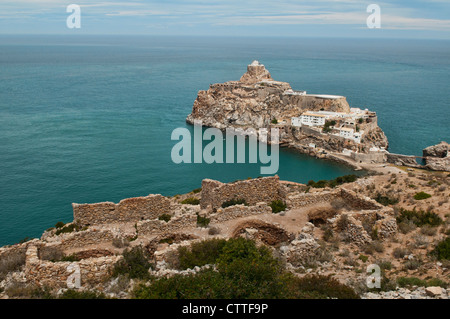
[
  {"left": 210, "top": 203, "right": 272, "bottom": 223},
  {"left": 200, "top": 176, "right": 285, "bottom": 209},
  {"left": 73, "top": 194, "right": 171, "bottom": 226},
  {"left": 24, "top": 245, "right": 121, "bottom": 289},
  {"left": 287, "top": 190, "right": 340, "bottom": 209},
  {"left": 47, "top": 229, "right": 117, "bottom": 251},
  {"left": 137, "top": 213, "right": 198, "bottom": 237}
]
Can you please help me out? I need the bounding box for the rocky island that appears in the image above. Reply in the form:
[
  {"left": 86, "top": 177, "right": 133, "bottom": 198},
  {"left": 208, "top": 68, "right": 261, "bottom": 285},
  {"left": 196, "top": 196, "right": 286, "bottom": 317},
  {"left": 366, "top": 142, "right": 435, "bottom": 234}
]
[{"left": 187, "top": 60, "right": 389, "bottom": 168}]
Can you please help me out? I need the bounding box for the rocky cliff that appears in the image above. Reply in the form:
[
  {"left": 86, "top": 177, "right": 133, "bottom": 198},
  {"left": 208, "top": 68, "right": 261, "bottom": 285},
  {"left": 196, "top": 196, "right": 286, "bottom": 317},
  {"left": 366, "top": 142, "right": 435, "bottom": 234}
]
[{"left": 186, "top": 61, "right": 388, "bottom": 155}]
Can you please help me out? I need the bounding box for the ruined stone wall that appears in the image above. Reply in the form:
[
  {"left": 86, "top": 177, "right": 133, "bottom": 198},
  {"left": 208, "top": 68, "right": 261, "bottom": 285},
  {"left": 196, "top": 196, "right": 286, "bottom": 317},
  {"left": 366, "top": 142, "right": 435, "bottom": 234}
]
[
  {"left": 137, "top": 213, "right": 198, "bottom": 237},
  {"left": 210, "top": 203, "right": 272, "bottom": 223},
  {"left": 200, "top": 176, "right": 285, "bottom": 209},
  {"left": 24, "top": 245, "right": 121, "bottom": 289},
  {"left": 287, "top": 190, "right": 340, "bottom": 209},
  {"left": 339, "top": 188, "right": 384, "bottom": 210},
  {"left": 73, "top": 194, "right": 171, "bottom": 226}
]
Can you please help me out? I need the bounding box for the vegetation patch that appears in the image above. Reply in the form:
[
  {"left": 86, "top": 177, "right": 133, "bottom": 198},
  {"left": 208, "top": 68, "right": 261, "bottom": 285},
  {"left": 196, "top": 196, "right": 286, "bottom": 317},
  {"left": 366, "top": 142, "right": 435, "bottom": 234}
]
[
  {"left": 181, "top": 197, "right": 200, "bottom": 205},
  {"left": 158, "top": 214, "right": 172, "bottom": 222},
  {"left": 112, "top": 246, "right": 153, "bottom": 280},
  {"left": 307, "top": 175, "right": 358, "bottom": 189},
  {"left": 396, "top": 208, "right": 443, "bottom": 227},
  {"left": 413, "top": 191, "right": 432, "bottom": 200},
  {"left": 269, "top": 200, "right": 287, "bottom": 214},
  {"left": 431, "top": 237, "right": 450, "bottom": 261},
  {"left": 133, "top": 238, "right": 359, "bottom": 299},
  {"left": 374, "top": 193, "right": 399, "bottom": 206}
]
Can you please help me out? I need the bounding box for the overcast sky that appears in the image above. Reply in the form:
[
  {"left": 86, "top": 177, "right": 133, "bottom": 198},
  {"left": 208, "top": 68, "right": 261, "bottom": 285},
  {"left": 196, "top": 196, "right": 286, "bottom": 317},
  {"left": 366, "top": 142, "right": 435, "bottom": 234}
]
[{"left": 1, "top": 0, "right": 449, "bottom": 39}]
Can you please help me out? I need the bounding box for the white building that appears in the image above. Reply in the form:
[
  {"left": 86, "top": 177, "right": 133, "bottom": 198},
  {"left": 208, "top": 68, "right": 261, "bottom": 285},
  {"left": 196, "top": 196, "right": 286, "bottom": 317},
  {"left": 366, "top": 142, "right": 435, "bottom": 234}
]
[
  {"left": 339, "top": 127, "right": 354, "bottom": 138},
  {"left": 299, "top": 112, "right": 326, "bottom": 126}
]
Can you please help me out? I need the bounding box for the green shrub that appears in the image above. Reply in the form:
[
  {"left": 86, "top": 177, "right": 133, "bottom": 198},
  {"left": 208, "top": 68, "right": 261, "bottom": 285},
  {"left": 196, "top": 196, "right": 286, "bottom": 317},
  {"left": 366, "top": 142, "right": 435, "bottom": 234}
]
[
  {"left": 374, "top": 193, "right": 399, "bottom": 206},
  {"left": 55, "top": 223, "right": 83, "bottom": 235},
  {"left": 221, "top": 198, "right": 248, "bottom": 208},
  {"left": 397, "top": 277, "right": 447, "bottom": 288},
  {"left": 181, "top": 197, "right": 200, "bottom": 205},
  {"left": 192, "top": 188, "right": 202, "bottom": 194},
  {"left": 269, "top": 200, "right": 287, "bottom": 214},
  {"left": 133, "top": 238, "right": 359, "bottom": 299},
  {"left": 359, "top": 254, "right": 369, "bottom": 263},
  {"left": 396, "top": 208, "right": 443, "bottom": 227},
  {"left": 55, "top": 221, "right": 65, "bottom": 229},
  {"left": 196, "top": 214, "right": 210, "bottom": 228},
  {"left": 308, "top": 175, "right": 358, "bottom": 188},
  {"left": 158, "top": 214, "right": 172, "bottom": 222},
  {"left": 112, "top": 246, "right": 153, "bottom": 280},
  {"left": 58, "top": 289, "right": 107, "bottom": 299},
  {"left": 178, "top": 239, "right": 227, "bottom": 270},
  {"left": 414, "top": 191, "right": 432, "bottom": 200},
  {"left": 271, "top": 118, "right": 278, "bottom": 124},
  {"left": 431, "top": 237, "right": 450, "bottom": 260},
  {"left": 290, "top": 275, "right": 359, "bottom": 299}
]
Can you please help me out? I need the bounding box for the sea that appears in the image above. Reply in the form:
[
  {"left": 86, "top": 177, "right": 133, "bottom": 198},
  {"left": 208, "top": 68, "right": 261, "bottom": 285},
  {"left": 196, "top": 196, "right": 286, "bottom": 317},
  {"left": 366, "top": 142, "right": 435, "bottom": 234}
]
[{"left": 0, "top": 35, "right": 449, "bottom": 246}]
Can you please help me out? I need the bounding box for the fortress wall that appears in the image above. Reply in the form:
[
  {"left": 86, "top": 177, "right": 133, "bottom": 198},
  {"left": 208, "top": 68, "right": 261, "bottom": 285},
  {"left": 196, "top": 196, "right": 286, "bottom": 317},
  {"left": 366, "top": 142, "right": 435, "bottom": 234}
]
[
  {"left": 25, "top": 245, "right": 121, "bottom": 289},
  {"left": 287, "top": 190, "right": 340, "bottom": 209},
  {"left": 200, "top": 176, "right": 285, "bottom": 210},
  {"left": 73, "top": 195, "right": 171, "bottom": 226},
  {"left": 137, "top": 213, "right": 198, "bottom": 236},
  {"left": 210, "top": 203, "right": 272, "bottom": 223}
]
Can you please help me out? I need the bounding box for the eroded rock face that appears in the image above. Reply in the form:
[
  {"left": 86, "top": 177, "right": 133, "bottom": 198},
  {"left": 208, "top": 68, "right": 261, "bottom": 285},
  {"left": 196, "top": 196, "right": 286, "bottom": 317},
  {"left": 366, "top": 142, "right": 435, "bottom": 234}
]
[
  {"left": 423, "top": 141, "right": 449, "bottom": 158},
  {"left": 423, "top": 141, "right": 450, "bottom": 172}
]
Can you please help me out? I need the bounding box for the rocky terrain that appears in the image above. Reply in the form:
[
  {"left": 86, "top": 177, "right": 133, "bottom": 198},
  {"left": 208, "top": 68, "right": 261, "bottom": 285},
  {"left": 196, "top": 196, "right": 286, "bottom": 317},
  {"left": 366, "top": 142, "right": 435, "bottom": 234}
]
[{"left": 0, "top": 167, "right": 448, "bottom": 299}]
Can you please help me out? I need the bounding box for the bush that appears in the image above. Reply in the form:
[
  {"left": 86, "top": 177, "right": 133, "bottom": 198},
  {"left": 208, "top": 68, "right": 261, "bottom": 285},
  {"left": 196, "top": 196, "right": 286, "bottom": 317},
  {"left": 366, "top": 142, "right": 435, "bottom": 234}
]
[
  {"left": 196, "top": 214, "right": 210, "bottom": 228},
  {"left": 55, "top": 222, "right": 83, "bottom": 235},
  {"left": 112, "top": 246, "right": 153, "bottom": 280},
  {"left": 396, "top": 208, "right": 443, "bottom": 227},
  {"left": 178, "top": 239, "right": 227, "bottom": 270},
  {"left": 397, "top": 277, "right": 448, "bottom": 288},
  {"left": 374, "top": 193, "right": 399, "bottom": 206},
  {"left": 393, "top": 247, "right": 410, "bottom": 259},
  {"left": 431, "top": 237, "right": 450, "bottom": 260},
  {"left": 158, "top": 214, "right": 172, "bottom": 222},
  {"left": 192, "top": 187, "right": 202, "bottom": 194},
  {"left": 181, "top": 197, "right": 200, "bottom": 205},
  {"left": 58, "top": 289, "right": 107, "bottom": 299},
  {"left": 308, "top": 175, "right": 358, "bottom": 188},
  {"left": 221, "top": 198, "right": 248, "bottom": 208},
  {"left": 291, "top": 275, "right": 359, "bottom": 299},
  {"left": 133, "top": 238, "right": 359, "bottom": 299},
  {"left": 271, "top": 118, "right": 278, "bottom": 124},
  {"left": 0, "top": 249, "right": 26, "bottom": 280},
  {"left": 414, "top": 192, "right": 432, "bottom": 200},
  {"left": 5, "top": 282, "right": 53, "bottom": 299},
  {"left": 269, "top": 200, "right": 287, "bottom": 214},
  {"left": 55, "top": 221, "right": 65, "bottom": 229}
]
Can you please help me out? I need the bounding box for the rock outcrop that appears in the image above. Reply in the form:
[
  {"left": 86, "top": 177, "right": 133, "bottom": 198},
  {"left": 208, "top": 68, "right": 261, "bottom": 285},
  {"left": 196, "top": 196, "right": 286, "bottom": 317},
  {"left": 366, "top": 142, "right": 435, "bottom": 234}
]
[
  {"left": 186, "top": 61, "right": 388, "bottom": 156},
  {"left": 423, "top": 141, "right": 450, "bottom": 172}
]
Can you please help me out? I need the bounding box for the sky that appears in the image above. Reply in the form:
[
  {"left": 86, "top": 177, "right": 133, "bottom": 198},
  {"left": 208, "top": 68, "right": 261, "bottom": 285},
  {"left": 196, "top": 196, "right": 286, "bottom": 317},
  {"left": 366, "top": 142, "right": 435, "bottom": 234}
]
[{"left": 0, "top": 0, "right": 449, "bottom": 39}]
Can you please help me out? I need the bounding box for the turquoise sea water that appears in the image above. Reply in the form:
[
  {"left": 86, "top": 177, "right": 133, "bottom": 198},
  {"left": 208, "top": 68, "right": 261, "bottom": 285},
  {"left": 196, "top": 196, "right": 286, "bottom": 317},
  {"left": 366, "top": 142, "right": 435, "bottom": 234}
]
[{"left": 0, "top": 36, "right": 449, "bottom": 246}]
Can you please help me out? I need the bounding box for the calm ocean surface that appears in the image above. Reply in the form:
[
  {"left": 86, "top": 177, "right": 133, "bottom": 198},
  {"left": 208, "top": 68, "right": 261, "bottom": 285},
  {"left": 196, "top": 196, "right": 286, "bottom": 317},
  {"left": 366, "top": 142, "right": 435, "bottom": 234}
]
[{"left": 0, "top": 35, "right": 449, "bottom": 245}]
